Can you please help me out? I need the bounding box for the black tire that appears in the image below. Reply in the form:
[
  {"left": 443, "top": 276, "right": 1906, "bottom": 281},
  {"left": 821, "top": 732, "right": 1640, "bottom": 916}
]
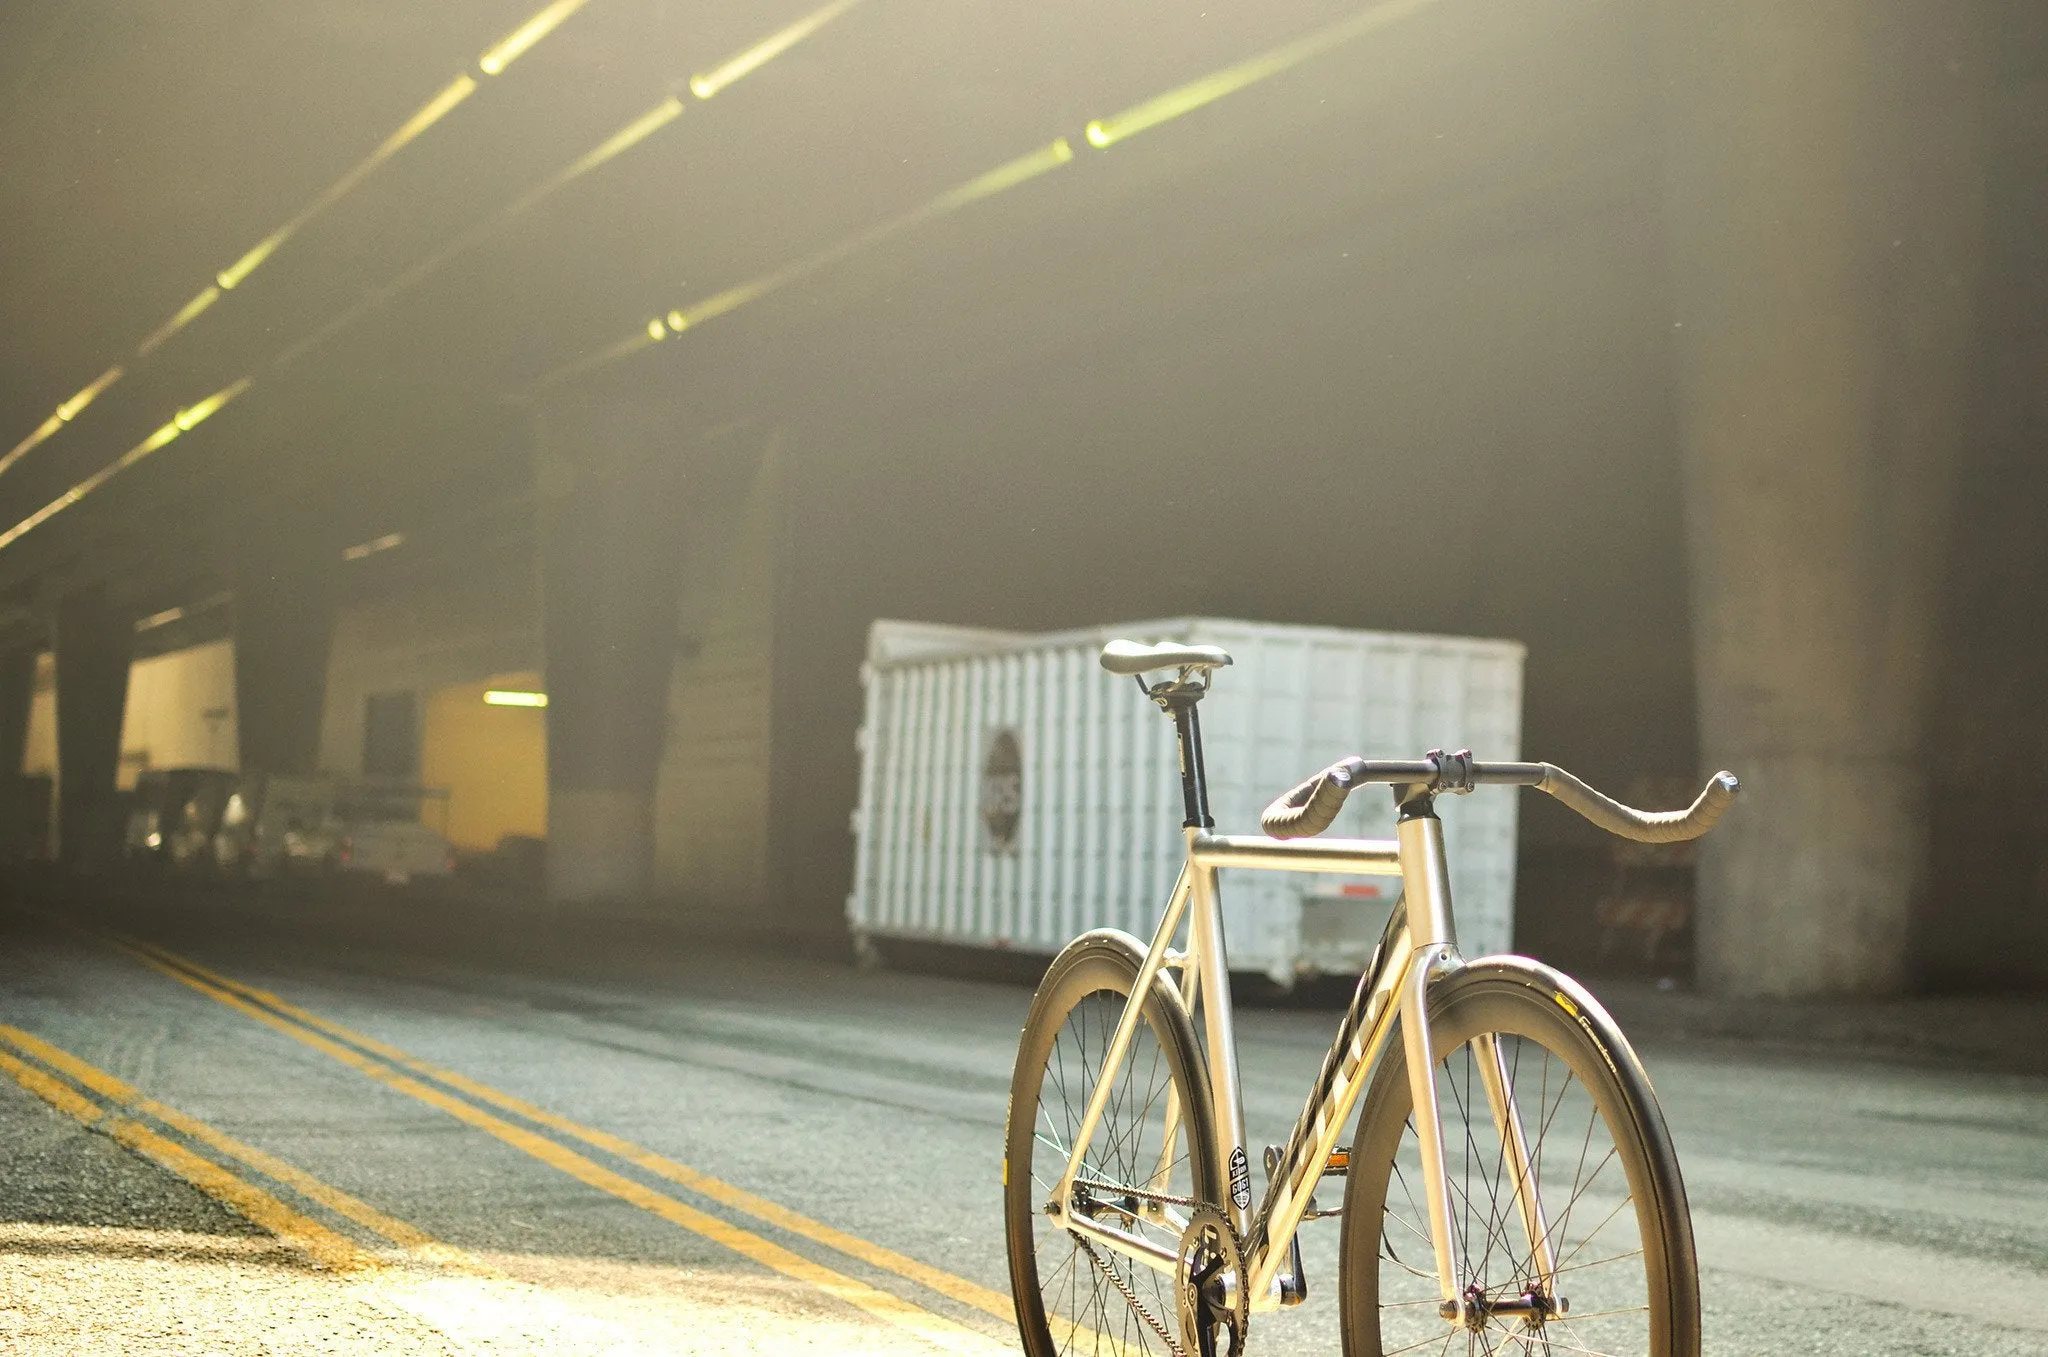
[
  {"left": 1340, "top": 960, "right": 1699, "bottom": 1357},
  {"left": 1006, "top": 930, "right": 1223, "bottom": 1357}
]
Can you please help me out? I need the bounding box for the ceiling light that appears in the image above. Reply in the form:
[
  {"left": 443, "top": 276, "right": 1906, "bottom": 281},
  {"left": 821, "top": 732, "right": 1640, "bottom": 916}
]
[
  {"left": 688, "top": 0, "right": 863, "bottom": 99},
  {"left": 479, "top": 0, "right": 588, "bottom": 75},
  {"left": 341, "top": 532, "right": 405, "bottom": 562},
  {"left": 56, "top": 367, "right": 124, "bottom": 422}
]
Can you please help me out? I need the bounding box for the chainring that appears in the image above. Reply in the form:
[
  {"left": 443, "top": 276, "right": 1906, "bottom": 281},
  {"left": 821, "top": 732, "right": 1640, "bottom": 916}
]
[{"left": 1176, "top": 1206, "right": 1248, "bottom": 1357}]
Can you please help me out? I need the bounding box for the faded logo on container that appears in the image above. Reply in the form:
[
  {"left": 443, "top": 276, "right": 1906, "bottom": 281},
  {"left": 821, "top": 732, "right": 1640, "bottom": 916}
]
[{"left": 981, "top": 728, "right": 1022, "bottom": 855}]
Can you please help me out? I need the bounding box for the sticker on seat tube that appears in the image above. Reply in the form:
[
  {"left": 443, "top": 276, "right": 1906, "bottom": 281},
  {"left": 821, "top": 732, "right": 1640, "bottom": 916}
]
[{"left": 1229, "top": 1146, "right": 1251, "bottom": 1210}]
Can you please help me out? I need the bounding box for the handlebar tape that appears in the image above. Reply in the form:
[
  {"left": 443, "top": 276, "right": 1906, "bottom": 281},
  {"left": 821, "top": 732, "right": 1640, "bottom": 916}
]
[
  {"left": 1260, "top": 759, "right": 1367, "bottom": 839},
  {"left": 1535, "top": 766, "right": 1740, "bottom": 844},
  {"left": 1260, "top": 760, "right": 1739, "bottom": 843}
]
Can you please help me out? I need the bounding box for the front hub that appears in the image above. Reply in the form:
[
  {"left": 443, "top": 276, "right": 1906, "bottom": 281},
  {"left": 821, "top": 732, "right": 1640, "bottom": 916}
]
[{"left": 1441, "top": 1283, "right": 1569, "bottom": 1329}]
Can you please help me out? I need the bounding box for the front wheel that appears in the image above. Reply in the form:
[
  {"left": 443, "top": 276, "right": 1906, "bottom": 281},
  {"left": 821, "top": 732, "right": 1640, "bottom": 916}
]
[
  {"left": 1005, "top": 930, "right": 1223, "bottom": 1357},
  {"left": 1340, "top": 960, "right": 1700, "bottom": 1357}
]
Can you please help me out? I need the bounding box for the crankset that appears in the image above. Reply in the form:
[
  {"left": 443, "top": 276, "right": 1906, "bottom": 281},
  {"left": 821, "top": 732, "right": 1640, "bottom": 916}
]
[{"left": 1176, "top": 1207, "right": 1248, "bottom": 1357}]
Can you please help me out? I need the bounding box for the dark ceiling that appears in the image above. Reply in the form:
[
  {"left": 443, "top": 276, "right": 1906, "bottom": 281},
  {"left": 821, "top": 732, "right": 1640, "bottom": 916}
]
[{"left": 0, "top": 0, "right": 1667, "bottom": 620}]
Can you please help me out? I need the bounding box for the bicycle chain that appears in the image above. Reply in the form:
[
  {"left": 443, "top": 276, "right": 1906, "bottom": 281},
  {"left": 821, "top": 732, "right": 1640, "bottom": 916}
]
[
  {"left": 1071, "top": 1178, "right": 1209, "bottom": 1210},
  {"left": 1075, "top": 1234, "right": 1187, "bottom": 1357}
]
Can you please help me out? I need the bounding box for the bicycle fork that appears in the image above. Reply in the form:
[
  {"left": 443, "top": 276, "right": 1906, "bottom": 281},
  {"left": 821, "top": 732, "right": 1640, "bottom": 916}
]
[{"left": 1396, "top": 805, "right": 1557, "bottom": 1327}]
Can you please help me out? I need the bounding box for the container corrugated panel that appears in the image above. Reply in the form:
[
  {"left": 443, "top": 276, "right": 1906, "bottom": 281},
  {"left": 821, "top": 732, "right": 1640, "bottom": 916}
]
[{"left": 848, "top": 617, "right": 1525, "bottom": 981}]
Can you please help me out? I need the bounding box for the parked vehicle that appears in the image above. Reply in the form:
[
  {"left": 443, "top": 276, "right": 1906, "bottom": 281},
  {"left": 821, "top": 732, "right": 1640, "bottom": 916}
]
[
  {"left": 330, "top": 784, "right": 455, "bottom": 885},
  {"left": 124, "top": 767, "right": 237, "bottom": 865},
  {"left": 157, "top": 773, "right": 236, "bottom": 871},
  {"left": 212, "top": 773, "right": 326, "bottom": 876},
  {"left": 213, "top": 774, "right": 453, "bottom": 884}
]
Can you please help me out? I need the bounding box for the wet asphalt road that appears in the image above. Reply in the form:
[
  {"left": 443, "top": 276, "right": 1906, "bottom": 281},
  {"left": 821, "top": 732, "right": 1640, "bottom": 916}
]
[{"left": 1, "top": 882, "right": 2044, "bottom": 1355}]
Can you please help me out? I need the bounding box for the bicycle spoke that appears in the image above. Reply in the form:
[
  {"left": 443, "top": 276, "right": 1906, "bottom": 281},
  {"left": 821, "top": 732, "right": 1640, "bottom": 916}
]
[
  {"left": 1366, "top": 1011, "right": 1666, "bottom": 1357},
  {"left": 1548, "top": 1306, "right": 1651, "bottom": 1324},
  {"left": 1542, "top": 1246, "right": 1644, "bottom": 1281},
  {"left": 1022, "top": 982, "right": 1197, "bottom": 1357},
  {"left": 1546, "top": 1192, "right": 1634, "bottom": 1277}
]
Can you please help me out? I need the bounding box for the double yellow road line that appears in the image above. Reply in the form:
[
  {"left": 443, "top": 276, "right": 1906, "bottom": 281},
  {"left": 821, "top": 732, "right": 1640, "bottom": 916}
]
[
  {"left": 79, "top": 929, "right": 1018, "bottom": 1353},
  {"left": 0, "top": 1021, "right": 473, "bottom": 1275}
]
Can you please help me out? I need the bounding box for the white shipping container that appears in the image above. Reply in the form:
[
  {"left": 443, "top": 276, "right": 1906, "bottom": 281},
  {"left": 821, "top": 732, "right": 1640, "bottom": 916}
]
[{"left": 847, "top": 617, "right": 1526, "bottom": 983}]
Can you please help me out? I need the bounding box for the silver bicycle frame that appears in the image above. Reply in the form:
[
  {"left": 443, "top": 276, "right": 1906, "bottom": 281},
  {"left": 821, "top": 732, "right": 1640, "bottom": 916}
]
[{"left": 1049, "top": 806, "right": 1547, "bottom": 1322}]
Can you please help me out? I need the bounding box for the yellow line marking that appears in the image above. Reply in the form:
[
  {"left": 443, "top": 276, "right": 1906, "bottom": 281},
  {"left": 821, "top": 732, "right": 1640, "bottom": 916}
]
[
  {"left": 122, "top": 934, "right": 1021, "bottom": 1321},
  {"left": 0, "top": 1043, "right": 376, "bottom": 1273},
  {"left": 0, "top": 1023, "right": 493, "bottom": 1277},
  {"left": 110, "top": 937, "right": 1009, "bottom": 1355}
]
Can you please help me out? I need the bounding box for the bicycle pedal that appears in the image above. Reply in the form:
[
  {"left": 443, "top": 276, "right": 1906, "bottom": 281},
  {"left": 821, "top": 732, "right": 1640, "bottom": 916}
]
[{"left": 1322, "top": 1148, "right": 1349, "bottom": 1178}]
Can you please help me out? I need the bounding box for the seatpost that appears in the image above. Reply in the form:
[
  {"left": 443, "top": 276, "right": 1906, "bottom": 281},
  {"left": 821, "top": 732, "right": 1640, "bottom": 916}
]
[
  {"left": 1140, "top": 675, "right": 1214, "bottom": 830},
  {"left": 1174, "top": 701, "right": 1214, "bottom": 830}
]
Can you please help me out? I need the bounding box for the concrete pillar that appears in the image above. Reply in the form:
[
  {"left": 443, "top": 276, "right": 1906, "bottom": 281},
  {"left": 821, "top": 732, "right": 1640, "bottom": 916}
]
[
  {"left": 1659, "top": 2, "right": 1986, "bottom": 995},
  {"left": 0, "top": 647, "right": 34, "bottom": 780},
  {"left": 53, "top": 586, "right": 132, "bottom": 868},
  {"left": 536, "top": 392, "right": 688, "bottom": 905},
  {"left": 234, "top": 541, "right": 338, "bottom": 776},
  {"left": 0, "top": 647, "right": 39, "bottom": 861}
]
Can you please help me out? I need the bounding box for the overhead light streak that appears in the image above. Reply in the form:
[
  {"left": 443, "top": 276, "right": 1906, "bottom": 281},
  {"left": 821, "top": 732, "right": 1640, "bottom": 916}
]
[
  {"left": 1083, "top": 0, "right": 1439, "bottom": 149},
  {"left": 539, "top": 137, "right": 1075, "bottom": 387},
  {"left": 134, "top": 75, "right": 476, "bottom": 359},
  {"left": 140, "top": 72, "right": 483, "bottom": 362},
  {"left": 56, "top": 367, "right": 124, "bottom": 422},
  {"left": 0, "top": 378, "right": 253, "bottom": 555},
  {"left": 269, "top": 0, "right": 855, "bottom": 373},
  {"left": 0, "top": 366, "right": 125, "bottom": 477},
  {"left": 215, "top": 232, "right": 286, "bottom": 291},
  {"left": 479, "top": 0, "right": 589, "bottom": 75},
  {"left": 539, "top": 328, "right": 670, "bottom": 388},
  {"left": 136, "top": 285, "right": 223, "bottom": 356},
  {"left": 0, "top": 4, "right": 591, "bottom": 479},
  {"left": 275, "top": 93, "right": 685, "bottom": 371},
  {"left": 535, "top": 0, "right": 1444, "bottom": 389},
  {"left": 483, "top": 689, "right": 548, "bottom": 707},
  {"left": 134, "top": 591, "right": 233, "bottom": 633},
  {"left": 688, "top": 0, "right": 864, "bottom": 99},
  {"left": 503, "top": 95, "right": 685, "bottom": 217},
  {"left": 669, "top": 138, "right": 1075, "bottom": 332},
  {"left": 341, "top": 531, "right": 405, "bottom": 562}
]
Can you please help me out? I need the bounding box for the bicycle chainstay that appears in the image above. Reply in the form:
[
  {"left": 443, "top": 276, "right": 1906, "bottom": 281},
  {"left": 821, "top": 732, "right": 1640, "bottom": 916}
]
[{"left": 1067, "top": 1181, "right": 1241, "bottom": 1357}]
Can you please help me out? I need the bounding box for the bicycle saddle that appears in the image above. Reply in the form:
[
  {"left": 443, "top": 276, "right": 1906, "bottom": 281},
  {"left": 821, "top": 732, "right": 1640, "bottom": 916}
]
[{"left": 1098, "top": 639, "right": 1234, "bottom": 676}]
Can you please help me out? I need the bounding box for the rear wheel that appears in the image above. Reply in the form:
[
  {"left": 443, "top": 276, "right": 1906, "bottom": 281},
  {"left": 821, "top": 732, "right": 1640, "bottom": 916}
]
[
  {"left": 1005, "top": 930, "right": 1223, "bottom": 1357},
  {"left": 1340, "top": 961, "right": 1699, "bottom": 1356}
]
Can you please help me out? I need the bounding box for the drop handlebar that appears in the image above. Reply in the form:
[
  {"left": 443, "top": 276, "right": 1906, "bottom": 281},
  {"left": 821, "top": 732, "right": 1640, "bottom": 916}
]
[{"left": 1260, "top": 749, "right": 1739, "bottom": 844}]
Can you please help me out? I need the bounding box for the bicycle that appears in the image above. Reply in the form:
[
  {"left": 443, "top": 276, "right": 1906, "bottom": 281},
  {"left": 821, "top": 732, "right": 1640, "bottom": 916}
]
[{"left": 1003, "top": 639, "right": 1738, "bottom": 1357}]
